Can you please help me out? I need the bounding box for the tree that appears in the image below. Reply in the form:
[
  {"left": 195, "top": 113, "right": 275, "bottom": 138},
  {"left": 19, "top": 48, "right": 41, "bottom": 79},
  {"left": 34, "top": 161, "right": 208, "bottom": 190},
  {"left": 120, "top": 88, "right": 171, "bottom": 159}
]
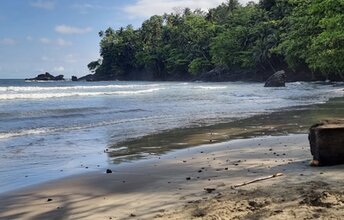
[
  {"left": 275, "top": 0, "right": 344, "bottom": 77},
  {"left": 87, "top": 60, "right": 101, "bottom": 73},
  {"left": 89, "top": 0, "right": 344, "bottom": 81}
]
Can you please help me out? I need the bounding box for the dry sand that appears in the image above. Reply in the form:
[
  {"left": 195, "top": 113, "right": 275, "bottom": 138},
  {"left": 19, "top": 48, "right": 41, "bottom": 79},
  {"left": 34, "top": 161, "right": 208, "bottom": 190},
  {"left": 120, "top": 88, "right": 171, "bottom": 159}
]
[{"left": 1, "top": 134, "right": 344, "bottom": 220}]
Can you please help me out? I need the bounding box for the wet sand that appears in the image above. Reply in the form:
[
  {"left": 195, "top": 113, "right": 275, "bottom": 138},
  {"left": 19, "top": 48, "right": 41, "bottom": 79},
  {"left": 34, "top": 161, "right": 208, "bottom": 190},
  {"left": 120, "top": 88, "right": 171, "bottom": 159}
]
[
  {"left": 109, "top": 97, "right": 344, "bottom": 163},
  {"left": 2, "top": 134, "right": 344, "bottom": 219}
]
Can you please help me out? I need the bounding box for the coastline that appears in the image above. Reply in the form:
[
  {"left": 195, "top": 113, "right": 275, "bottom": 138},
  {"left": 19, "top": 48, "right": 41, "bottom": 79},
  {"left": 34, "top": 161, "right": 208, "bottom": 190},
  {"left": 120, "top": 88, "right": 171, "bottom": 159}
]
[
  {"left": 2, "top": 134, "right": 344, "bottom": 219},
  {"left": 0, "top": 83, "right": 343, "bottom": 219},
  {"left": 109, "top": 96, "right": 344, "bottom": 163},
  {"left": 1, "top": 81, "right": 343, "bottom": 194}
]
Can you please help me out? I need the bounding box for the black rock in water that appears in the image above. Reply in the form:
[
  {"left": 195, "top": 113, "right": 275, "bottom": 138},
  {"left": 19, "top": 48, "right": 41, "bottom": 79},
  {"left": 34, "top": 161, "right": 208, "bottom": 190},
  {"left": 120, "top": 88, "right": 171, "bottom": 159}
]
[
  {"left": 106, "top": 169, "right": 112, "bottom": 173},
  {"left": 264, "top": 70, "right": 286, "bottom": 87},
  {"left": 26, "top": 72, "right": 65, "bottom": 81},
  {"left": 198, "top": 67, "right": 228, "bottom": 82},
  {"left": 78, "top": 74, "right": 95, "bottom": 81},
  {"left": 71, "top": 76, "right": 78, "bottom": 81},
  {"left": 54, "top": 75, "right": 64, "bottom": 80}
]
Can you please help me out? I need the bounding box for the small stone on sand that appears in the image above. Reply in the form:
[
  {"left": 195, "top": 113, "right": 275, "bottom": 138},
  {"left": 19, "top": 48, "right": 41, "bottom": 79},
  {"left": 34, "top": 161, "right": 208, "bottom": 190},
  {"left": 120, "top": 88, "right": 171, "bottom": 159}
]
[{"left": 106, "top": 169, "right": 112, "bottom": 173}]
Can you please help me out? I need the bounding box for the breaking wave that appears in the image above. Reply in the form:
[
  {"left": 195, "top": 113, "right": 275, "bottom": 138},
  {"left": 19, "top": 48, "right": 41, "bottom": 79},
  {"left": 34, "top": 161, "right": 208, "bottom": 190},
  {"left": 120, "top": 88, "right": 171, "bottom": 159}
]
[{"left": 0, "top": 88, "right": 162, "bottom": 100}]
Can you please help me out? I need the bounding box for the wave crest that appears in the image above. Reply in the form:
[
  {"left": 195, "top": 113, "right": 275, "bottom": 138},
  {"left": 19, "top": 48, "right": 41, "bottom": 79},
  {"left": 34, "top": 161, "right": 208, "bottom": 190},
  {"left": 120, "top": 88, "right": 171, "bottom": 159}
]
[{"left": 0, "top": 88, "right": 161, "bottom": 100}]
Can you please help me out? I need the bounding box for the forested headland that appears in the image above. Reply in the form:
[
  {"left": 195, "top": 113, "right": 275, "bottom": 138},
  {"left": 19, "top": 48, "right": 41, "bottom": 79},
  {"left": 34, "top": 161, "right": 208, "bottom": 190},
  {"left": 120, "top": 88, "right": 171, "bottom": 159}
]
[{"left": 87, "top": 0, "right": 344, "bottom": 82}]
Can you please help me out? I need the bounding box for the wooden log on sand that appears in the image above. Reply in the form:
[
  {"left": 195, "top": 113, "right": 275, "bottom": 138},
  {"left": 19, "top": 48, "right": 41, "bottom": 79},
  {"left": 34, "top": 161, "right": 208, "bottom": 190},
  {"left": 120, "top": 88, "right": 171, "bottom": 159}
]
[
  {"left": 232, "top": 173, "right": 283, "bottom": 188},
  {"left": 309, "top": 119, "right": 344, "bottom": 166}
]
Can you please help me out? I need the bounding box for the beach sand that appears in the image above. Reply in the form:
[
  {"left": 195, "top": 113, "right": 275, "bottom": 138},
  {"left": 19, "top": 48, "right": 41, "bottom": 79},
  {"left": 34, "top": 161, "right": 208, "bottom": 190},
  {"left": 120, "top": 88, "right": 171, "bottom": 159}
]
[{"left": 1, "top": 134, "right": 344, "bottom": 220}]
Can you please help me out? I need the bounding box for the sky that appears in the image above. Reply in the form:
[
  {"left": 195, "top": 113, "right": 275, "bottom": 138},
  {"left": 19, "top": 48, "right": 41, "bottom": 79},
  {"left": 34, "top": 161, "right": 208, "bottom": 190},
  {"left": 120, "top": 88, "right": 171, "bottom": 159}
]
[{"left": 0, "top": 0, "right": 256, "bottom": 79}]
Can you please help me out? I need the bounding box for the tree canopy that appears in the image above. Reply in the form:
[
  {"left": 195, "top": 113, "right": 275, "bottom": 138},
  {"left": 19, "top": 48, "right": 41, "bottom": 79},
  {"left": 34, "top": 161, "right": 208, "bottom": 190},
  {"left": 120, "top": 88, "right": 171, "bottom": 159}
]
[{"left": 89, "top": 0, "right": 344, "bottom": 81}]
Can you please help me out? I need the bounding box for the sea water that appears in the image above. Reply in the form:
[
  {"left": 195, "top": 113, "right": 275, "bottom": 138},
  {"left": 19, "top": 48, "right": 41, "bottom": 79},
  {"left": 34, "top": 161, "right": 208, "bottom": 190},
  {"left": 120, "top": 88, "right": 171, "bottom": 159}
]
[{"left": 0, "top": 79, "right": 343, "bottom": 193}]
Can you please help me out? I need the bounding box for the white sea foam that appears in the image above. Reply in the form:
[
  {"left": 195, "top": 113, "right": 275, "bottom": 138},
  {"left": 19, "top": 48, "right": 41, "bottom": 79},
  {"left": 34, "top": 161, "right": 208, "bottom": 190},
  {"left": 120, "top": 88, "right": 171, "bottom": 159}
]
[
  {"left": 0, "top": 88, "right": 162, "bottom": 100},
  {"left": 0, "top": 84, "right": 160, "bottom": 92},
  {"left": 195, "top": 86, "right": 227, "bottom": 90},
  {"left": 0, "top": 115, "right": 162, "bottom": 140}
]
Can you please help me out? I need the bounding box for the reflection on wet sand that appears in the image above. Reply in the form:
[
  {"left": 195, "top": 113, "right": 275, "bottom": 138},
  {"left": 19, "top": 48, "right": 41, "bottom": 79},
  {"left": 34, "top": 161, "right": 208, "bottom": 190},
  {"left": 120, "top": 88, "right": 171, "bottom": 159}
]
[{"left": 109, "top": 97, "right": 344, "bottom": 163}]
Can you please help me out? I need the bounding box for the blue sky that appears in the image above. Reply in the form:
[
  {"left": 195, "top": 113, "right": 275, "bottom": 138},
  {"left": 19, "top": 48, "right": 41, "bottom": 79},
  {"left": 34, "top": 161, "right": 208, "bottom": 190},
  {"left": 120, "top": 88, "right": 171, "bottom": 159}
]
[{"left": 0, "top": 0, "right": 255, "bottom": 79}]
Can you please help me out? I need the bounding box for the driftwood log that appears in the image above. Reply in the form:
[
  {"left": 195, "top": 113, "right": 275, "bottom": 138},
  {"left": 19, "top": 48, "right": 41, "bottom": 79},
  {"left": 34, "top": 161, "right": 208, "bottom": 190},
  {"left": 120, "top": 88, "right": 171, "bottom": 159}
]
[
  {"left": 232, "top": 173, "right": 283, "bottom": 188},
  {"left": 309, "top": 119, "right": 344, "bottom": 166}
]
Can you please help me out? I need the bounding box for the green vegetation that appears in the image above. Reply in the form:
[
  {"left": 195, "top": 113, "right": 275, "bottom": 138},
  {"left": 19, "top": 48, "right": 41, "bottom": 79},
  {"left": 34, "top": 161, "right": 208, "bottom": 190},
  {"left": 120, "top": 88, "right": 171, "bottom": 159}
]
[{"left": 89, "top": 0, "right": 344, "bottom": 81}]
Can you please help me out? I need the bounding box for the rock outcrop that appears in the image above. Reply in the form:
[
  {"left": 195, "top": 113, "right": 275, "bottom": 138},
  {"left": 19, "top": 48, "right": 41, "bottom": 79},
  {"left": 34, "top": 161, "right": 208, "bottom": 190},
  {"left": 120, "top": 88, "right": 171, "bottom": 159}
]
[
  {"left": 197, "top": 67, "right": 254, "bottom": 82},
  {"left": 26, "top": 72, "right": 65, "bottom": 81},
  {"left": 309, "top": 119, "right": 344, "bottom": 166},
  {"left": 71, "top": 76, "right": 78, "bottom": 81},
  {"left": 198, "top": 67, "right": 229, "bottom": 82},
  {"left": 78, "top": 74, "right": 96, "bottom": 81},
  {"left": 54, "top": 75, "right": 64, "bottom": 80},
  {"left": 264, "top": 70, "right": 286, "bottom": 87}
]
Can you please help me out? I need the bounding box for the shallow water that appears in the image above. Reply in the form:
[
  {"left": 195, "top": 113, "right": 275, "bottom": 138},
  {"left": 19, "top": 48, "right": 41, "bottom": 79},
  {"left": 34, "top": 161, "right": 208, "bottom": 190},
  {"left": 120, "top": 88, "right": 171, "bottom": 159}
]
[
  {"left": 0, "top": 79, "right": 343, "bottom": 193},
  {"left": 110, "top": 97, "right": 344, "bottom": 163}
]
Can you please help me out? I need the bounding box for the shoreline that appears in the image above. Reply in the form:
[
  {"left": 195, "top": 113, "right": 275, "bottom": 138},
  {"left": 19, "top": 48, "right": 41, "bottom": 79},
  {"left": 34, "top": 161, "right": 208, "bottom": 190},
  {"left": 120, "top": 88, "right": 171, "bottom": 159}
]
[
  {"left": 0, "top": 81, "right": 343, "bottom": 219},
  {"left": 109, "top": 96, "right": 344, "bottom": 163},
  {"left": 2, "top": 134, "right": 344, "bottom": 219},
  {"left": 0, "top": 95, "right": 343, "bottom": 195}
]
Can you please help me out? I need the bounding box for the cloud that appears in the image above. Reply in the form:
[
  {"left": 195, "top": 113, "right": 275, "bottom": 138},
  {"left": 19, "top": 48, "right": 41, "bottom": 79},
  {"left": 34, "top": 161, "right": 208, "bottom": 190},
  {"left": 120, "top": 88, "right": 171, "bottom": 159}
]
[
  {"left": 40, "top": 37, "right": 51, "bottom": 44},
  {"left": 71, "top": 3, "right": 118, "bottom": 14},
  {"left": 30, "top": 0, "right": 55, "bottom": 10},
  {"left": 26, "top": 36, "right": 34, "bottom": 41},
  {"left": 56, "top": 38, "right": 72, "bottom": 46},
  {"left": 39, "top": 37, "right": 72, "bottom": 46},
  {"left": 72, "top": 3, "right": 97, "bottom": 14},
  {"left": 65, "top": 54, "right": 78, "bottom": 63},
  {"left": 41, "top": 56, "right": 54, "bottom": 61},
  {"left": 41, "top": 56, "right": 48, "bottom": 61},
  {"left": 55, "top": 25, "right": 93, "bottom": 34},
  {"left": 124, "top": 0, "right": 258, "bottom": 18},
  {"left": 0, "top": 38, "right": 17, "bottom": 45},
  {"left": 124, "top": 0, "right": 222, "bottom": 18},
  {"left": 54, "top": 66, "right": 65, "bottom": 72}
]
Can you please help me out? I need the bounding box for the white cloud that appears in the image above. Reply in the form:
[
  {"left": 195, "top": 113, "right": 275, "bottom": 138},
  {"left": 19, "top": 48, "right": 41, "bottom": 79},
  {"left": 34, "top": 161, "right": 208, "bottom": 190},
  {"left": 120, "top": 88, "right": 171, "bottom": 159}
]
[
  {"left": 54, "top": 66, "right": 65, "bottom": 72},
  {"left": 72, "top": 3, "right": 117, "bottom": 14},
  {"left": 72, "top": 3, "right": 96, "bottom": 14},
  {"left": 56, "top": 38, "right": 72, "bottom": 46},
  {"left": 124, "top": 0, "right": 258, "bottom": 18},
  {"left": 39, "top": 37, "right": 72, "bottom": 46},
  {"left": 65, "top": 54, "right": 78, "bottom": 63},
  {"left": 41, "top": 56, "right": 54, "bottom": 62},
  {"left": 40, "top": 37, "right": 51, "bottom": 44},
  {"left": 55, "top": 25, "right": 93, "bottom": 34},
  {"left": 41, "top": 56, "right": 49, "bottom": 61},
  {"left": 30, "top": 0, "right": 55, "bottom": 10},
  {"left": 0, "top": 38, "right": 16, "bottom": 45},
  {"left": 26, "top": 36, "right": 34, "bottom": 41}
]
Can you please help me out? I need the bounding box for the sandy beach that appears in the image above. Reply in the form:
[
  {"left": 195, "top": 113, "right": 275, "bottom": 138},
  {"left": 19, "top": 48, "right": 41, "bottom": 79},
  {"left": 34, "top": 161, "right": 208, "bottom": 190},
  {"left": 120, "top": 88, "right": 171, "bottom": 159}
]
[
  {"left": 1, "top": 134, "right": 344, "bottom": 220},
  {"left": 1, "top": 0, "right": 344, "bottom": 219}
]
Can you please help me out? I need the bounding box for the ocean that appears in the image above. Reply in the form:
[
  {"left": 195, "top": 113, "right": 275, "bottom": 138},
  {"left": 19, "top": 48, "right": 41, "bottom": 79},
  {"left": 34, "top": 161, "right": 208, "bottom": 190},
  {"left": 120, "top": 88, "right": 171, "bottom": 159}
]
[{"left": 0, "top": 79, "right": 343, "bottom": 193}]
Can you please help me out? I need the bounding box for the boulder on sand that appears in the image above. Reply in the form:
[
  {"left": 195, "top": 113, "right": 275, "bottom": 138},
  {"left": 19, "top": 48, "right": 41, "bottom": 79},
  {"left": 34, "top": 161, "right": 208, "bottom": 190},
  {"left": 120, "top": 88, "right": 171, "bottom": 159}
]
[
  {"left": 264, "top": 70, "right": 286, "bottom": 87},
  {"left": 309, "top": 119, "right": 344, "bottom": 166}
]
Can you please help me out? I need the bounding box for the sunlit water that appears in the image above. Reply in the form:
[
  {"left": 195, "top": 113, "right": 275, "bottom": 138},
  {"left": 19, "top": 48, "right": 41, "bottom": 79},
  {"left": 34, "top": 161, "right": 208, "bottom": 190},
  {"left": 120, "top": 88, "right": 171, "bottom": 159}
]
[{"left": 0, "top": 79, "right": 343, "bottom": 193}]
